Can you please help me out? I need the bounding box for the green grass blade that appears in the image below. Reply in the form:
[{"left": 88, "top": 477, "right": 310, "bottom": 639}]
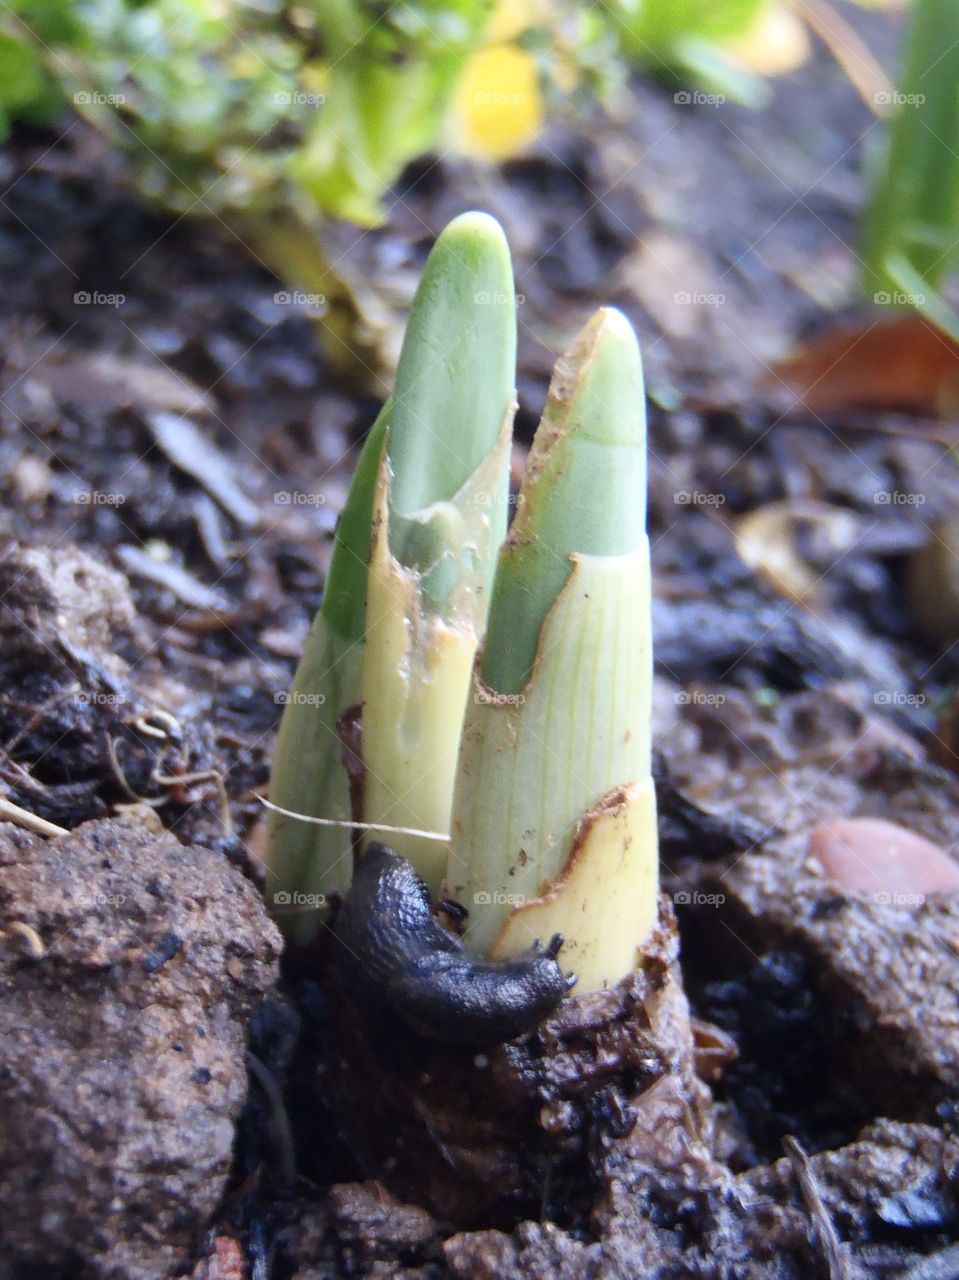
[{"left": 862, "top": 0, "right": 959, "bottom": 296}]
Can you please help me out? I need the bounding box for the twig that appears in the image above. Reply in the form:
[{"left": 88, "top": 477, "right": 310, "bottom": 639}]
[
  {"left": 791, "top": 0, "right": 892, "bottom": 116},
  {"left": 783, "top": 1134, "right": 849, "bottom": 1280},
  {"left": 106, "top": 736, "right": 165, "bottom": 806},
  {"left": 0, "top": 758, "right": 50, "bottom": 797},
  {"left": 146, "top": 411, "right": 259, "bottom": 527},
  {"left": 2, "top": 684, "right": 80, "bottom": 757},
  {"left": 245, "top": 1051, "right": 296, "bottom": 1192},
  {"left": 3, "top": 921, "right": 45, "bottom": 958},
  {"left": 257, "top": 795, "right": 449, "bottom": 841},
  {"left": 115, "top": 543, "right": 230, "bottom": 612},
  {"left": 0, "top": 796, "right": 68, "bottom": 839},
  {"left": 152, "top": 768, "right": 233, "bottom": 837}
]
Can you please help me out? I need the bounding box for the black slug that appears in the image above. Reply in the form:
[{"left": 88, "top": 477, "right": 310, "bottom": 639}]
[{"left": 333, "top": 843, "right": 575, "bottom": 1045}]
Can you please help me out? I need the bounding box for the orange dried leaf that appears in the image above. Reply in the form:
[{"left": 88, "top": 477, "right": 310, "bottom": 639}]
[{"left": 774, "top": 314, "right": 959, "bottom": 416}]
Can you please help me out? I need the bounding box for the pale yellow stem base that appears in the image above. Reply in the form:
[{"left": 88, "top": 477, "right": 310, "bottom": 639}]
[
  {"left": 446, "top": 546, "right": 653, "bottom": 969},
  {"left": 362, "top": 539, "right": 476, "bottom": 887},
  {"left": 489, "top": 779, "right": 658, "bottom": 991}
]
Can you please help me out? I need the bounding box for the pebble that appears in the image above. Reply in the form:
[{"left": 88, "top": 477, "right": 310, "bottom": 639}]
[{"left": 808, "top": 817, "right": 959, "bottom": 895}]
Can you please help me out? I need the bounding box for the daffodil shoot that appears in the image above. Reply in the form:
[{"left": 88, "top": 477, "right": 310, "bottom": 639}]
[{"left": 266, "top": 215, "right": 657, "bottom": 998}]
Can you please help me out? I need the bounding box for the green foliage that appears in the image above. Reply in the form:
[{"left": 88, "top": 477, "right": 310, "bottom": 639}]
[
  {"left": 5, "top": 0, "right": 800, "bottom": 226},
  {"left": 609, "top": 0, "right": 764, "bottom": 50},
  {"left": 319, "top": 403, "right": 390, "bottom": 644},
  {"left": 9, "top": 0, "right": 493, "bottom": 225},
  {"left": 0, "top": 7, "right": 69, "bottom": 139},
  {"left": 861, "top": 0, "right": 959, "bottom": 329},
  {"left": 601, "top": 0, "right": 768, "bottom": 104}
]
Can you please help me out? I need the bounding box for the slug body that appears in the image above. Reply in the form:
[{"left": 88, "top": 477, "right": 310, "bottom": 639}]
[{"left": 334, "top": 843, "right": 573, "bottom": 1045}]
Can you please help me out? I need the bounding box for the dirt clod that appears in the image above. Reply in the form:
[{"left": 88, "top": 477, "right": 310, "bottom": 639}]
[{"left": 0, "top": 817, "right": 281, "bottom": 1280}]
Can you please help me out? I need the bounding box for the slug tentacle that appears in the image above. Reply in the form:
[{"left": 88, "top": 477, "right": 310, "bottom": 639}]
[{"left": 334, "top": 843, "right": 573, "bottom": 1045}]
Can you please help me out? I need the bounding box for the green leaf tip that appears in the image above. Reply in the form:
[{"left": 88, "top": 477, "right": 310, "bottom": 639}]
[
  {"left": 320, "top": 402, "right": 389, "bottom": 644},
  {"left": 387, "top": 209, "right": 517, "bottom": 528},
  {"left": 480, "top": 306, "right": 648, "bottom": 695}
]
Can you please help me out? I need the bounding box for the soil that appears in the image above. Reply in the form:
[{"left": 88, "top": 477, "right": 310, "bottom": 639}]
[
  {"left": 2, "top": 4, "right": 959, "bottom": 1277},
  {"left": 0, "top": 817, "right": 281, "bottom": 1279}
]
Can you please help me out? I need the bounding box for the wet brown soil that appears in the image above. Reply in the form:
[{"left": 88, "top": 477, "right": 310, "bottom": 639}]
[
  {"left": 2, "top": 5, "right": 959, "bottom": 1275},
  {"left": 0, "top": 817, "right": 280, "bottom": 1279}
]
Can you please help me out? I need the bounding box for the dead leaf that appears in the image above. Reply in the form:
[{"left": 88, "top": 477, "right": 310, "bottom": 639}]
[
  {"left": 774, "top": 314, "right": 959, "bottom": 416},
  {"left": 791, "top": 0, "right": 892, "bottom": 114},
  {"left": 25, "top": 347, "right": 214, "bottom": 416},
  {"left": 624, "top": 232, "right": 724, "bottom": 341},
  {"left": 735, "top": 499, "right": 860, "bottom": 604},
  {"left": 147, "top": 412, "right": 259, "bottom": 527}
]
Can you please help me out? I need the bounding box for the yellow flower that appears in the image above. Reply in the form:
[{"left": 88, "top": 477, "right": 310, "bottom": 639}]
[{"left": 450, "top": 43, "right": 543, "bottom": 161}]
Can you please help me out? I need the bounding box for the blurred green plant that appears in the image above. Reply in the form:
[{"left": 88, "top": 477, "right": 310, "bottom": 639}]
[
  {"left": 0, "top": 4, "right": 72, "bottom": 139},
  {"left": 601, "top": 0, "right": 772, "bottom": 105},
  {"left": 3, "top": 0, "right": 819, "bottom": 224},
  {"left": 861, "top": 0, "right": 959, "bottom": 336},
  {"left": 6, "top": 0, "right": 506, "bottom": 372},
  {"left": 12, "top": 0, "right": 494, "bottom": 225},
  {"left": 5, "top": 0, "right": 918, "bottom": 349}
]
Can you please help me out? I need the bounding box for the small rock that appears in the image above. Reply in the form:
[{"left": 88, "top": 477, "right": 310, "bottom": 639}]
[
  {"left": 0, "top": 542, "right": 135, "bottom": 675},
  {"left": 808, "top": 817, "right": 959, "bottom": 896},
  {"left": 0, "top": 817, "right": 281, "bottom": 1279}
]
